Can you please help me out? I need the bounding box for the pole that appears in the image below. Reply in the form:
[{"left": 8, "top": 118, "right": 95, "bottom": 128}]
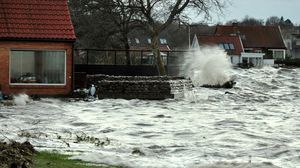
[{"left": 188, "top": 24, "right": 191, "bottom": 49}]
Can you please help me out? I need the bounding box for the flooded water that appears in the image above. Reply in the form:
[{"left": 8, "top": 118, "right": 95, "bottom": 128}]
[{"left": 0, "top": 67, "right": 300, "bottom": 168}]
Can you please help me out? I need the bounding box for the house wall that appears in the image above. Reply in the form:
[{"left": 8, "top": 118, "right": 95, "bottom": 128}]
[
  {"left": 0, "top": 41, "right": 73, "bottom": 95},
  {"left": 292, "top": 49, "right": 300, "bottom": 59},
  {"left": 263, "top": 59, "right": 275, "bottom": 65},
  {"left": 231, "top": 55, "right": 240, "bottom": 65}
]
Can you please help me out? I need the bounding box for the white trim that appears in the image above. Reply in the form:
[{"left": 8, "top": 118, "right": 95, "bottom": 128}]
[
  {"left": 238, "top": 35, "right": 244, "bottom": 52},
  {"left": 9, "top": 49, "right": 67, "bottom": 86},
  {"left": 269, "top": 49, "right": 286, "bottom": 59}
]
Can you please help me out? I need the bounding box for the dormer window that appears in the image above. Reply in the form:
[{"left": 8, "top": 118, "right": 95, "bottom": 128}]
[
  {"left": 218, "top": 43, "right": 235, "bottom": 50},
  {"left": 229, "top": 43, "right": 235, "bottom": 50},
  {"left": 224, "top": 43, "right": 230, "bottom": 50},
  {"left": 147, "top": 38, "right": 151, "bottom": 44},
  {"left": 135, "top": 38, "right": 140, "bottom": 44},
  {"left": 160, "top": 38, "right": 167, "bottom": 44},
  {"left": 218, "top": 44, "right": 224, "bottom": 49}
]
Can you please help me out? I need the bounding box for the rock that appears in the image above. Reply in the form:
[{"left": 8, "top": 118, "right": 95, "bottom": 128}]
[
  {"left": 0, "top": 141, "right": 36, "bottom": 168},
  {"left": 202, "top": 80, "right": 236, "bottom": 89},
  {"left": 132, "top": 148, "right": 145, "bottom": 156}
]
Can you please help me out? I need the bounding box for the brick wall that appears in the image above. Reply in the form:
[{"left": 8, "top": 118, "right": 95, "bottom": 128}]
[{"left": 0, "top": 41, "right": 73, "bottom": 95}]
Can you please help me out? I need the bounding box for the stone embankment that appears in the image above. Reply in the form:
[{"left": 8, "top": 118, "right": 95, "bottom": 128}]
[{"left": 86, "top": 75, "right": 193, "bottom": 100}]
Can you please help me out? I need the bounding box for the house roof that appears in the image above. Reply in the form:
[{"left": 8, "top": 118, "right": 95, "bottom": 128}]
[
  {"left": 0, "top": 0, "right": 76, "bottom": 41},
  {"left": 197, "top": 35, "right": 244, "bottom": 55},
  {"left": 215, "top": 25, "right": 286, "bottom": 49}
]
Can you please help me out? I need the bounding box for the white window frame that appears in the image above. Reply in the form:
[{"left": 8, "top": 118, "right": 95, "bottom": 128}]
[
  {"left": 9, "top": 49, "right": 67, "bottom": 86},
  {"left": 270, "top": 49, "right": 286, "bottom": 60}
]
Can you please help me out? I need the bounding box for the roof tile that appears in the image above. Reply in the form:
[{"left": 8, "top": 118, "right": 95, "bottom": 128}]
[
  {"left": 0, "top": 0, "right": 76, "bottom": 41},
  {"left": 215, "top": 25, "right": 286, "bottom": 49},
  {"left": 197, "top": 35, "right": 244, "bottom": 55}
]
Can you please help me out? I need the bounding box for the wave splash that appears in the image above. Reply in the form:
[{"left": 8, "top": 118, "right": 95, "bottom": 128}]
[{"left": 181, "top": 46, "right": 232, "bottom": 87}]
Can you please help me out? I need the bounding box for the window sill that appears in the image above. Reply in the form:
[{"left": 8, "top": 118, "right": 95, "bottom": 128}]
[{"left": 9, "top": 84, "right": 67, "bottom": 89}]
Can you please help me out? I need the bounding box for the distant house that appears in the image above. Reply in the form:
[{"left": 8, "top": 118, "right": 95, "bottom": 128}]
[
  {"left": 291, "top": 33, "right": 300, "bottom": 58},
  {"left": 192, "top": 35, "right": 244, "bottom": 65},
  {"left": 128, "top": 37, "right": 171, "bottom": 65},
  {"left": 0, "top": 0, "right": 76, "bottom": 95},
  {"left": 215, "top": 24, "right": 286, "bottom": 65}
]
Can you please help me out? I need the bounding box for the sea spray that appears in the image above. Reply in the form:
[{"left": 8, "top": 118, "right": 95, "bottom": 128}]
[
  {"left": 13, "top": 94, "right": 31, "bottom": 106},
  {"left": 181, "top": 46, "right": 232, "bottom": 86}
]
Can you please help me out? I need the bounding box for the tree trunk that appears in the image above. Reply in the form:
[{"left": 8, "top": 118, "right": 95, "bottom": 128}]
[
  {"left": 151, "top": 33, "right": 166, "bottom": 76},
  {"left": 124, "top": 41, "right": 131, "bottom": 65}
]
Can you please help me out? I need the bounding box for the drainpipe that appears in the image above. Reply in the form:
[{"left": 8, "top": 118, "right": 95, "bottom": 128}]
[
  {"left": 72, "top": 43, "right": 75, "bottom": 94},
  {"left": 0, "top": 85, "right": 3, "bottom": 101}
]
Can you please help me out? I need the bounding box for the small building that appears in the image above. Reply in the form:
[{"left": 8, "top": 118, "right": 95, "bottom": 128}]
[
  {"left": 0, "top": 0, "right": 76, "bottom": 95},
  {"left": 128, "top": 37, "right": 171, "bottom": 65},
  {"left": 215, "top": 24, "right": 287, "bottom": 65}
]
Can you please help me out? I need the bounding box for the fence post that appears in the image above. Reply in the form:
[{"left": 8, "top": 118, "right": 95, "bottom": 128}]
[
  {"left": 167, "top": 51, "right": 169, "bottom": 65},
  {"left": 141, "top": 50, "right": 143, "bottom": 65},
  {"left": 114, "top": 50, "right": 117, "bottom": 65},
  {"left": 86, "top": 49, "right": 89, "bottom": 65}
]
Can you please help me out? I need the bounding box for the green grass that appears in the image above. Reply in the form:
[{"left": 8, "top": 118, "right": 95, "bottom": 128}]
[{"left": 32, "top": 151, "right": 119, "bottom": 168}]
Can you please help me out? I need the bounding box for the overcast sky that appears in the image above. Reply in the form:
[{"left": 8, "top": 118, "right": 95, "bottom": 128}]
[{"left": 207, "top": 0, "right": 300, "bottom": 25}]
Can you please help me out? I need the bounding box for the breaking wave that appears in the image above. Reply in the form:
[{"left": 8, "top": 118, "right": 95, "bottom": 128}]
[{"left": 181, "top": 46, "right": 232, "bottom": 86}]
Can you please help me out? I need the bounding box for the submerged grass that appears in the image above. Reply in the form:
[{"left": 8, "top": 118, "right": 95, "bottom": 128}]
[{"left": 32, "top": 151, "right": 119, "bottom": 168}]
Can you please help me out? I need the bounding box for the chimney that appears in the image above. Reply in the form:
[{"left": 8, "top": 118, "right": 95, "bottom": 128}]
[{"left": 232, "top": 22, "right": 238, "bottom": 26}]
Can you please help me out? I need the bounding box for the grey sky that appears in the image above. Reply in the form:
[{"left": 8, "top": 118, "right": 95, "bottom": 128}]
[{"left": 210, "top": 0, "right": 300, "bottom": 24}]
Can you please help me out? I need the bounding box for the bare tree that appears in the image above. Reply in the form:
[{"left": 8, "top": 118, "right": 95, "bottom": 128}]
[
  {"left": 240, "top": 15, "right": 264, "bottom": 26},
  {"left": 132, "top": 0, "right": 225, "bottom": 75},
  {"left": 265, "top": 16, "right": 281, "bottom": 26},
  {"left": 105, "top": 0, "right": 141, "bottom": 65}
]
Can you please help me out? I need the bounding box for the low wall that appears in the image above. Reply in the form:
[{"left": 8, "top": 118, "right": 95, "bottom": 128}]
[{"left": 86, "top": 75, "right": 193, "bottom": 100}]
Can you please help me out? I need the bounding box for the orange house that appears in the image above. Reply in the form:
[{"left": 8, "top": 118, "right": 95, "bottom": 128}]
[{"left": 0, "top": 0, "right": 76, "bottom": 96}]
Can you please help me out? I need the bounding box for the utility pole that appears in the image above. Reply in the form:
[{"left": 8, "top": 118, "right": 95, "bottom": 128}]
[{"left": 188, "top": 24, "right": 191, "bottom": 49}]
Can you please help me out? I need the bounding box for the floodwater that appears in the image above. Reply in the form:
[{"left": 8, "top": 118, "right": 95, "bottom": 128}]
[{"left": 0, "top": 67, "right": 300, "bottom": 168}]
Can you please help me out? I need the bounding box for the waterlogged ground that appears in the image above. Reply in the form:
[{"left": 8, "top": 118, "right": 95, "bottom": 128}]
[{"left": 0, "top": 67, "right": 300, "bottom": 168}]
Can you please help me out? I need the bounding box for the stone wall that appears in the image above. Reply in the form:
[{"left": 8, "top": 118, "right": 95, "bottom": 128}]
[{"left": 87, "top": 75, "right": 193, "bottom": 100}]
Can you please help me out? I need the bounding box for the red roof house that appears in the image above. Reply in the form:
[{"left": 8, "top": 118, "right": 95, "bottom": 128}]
[
  {"left": 128, "top": 37, "right": 171, "bottom": 65},
  {"left": 215, "top": 24, "right": 286, "bottom": 60},
  {"left": 195, "top": 35, "right": 244, "bottom": 56},
  {"left": 0, "top": 0, "right": 76, "bottom": 95}
]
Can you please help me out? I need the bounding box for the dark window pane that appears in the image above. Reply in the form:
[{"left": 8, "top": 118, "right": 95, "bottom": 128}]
[
  {"left": 10, "top": 50, "right": 66, "bottom": 84},
  {"left": 224, "top": 43, "right": 230, "bottom": 50}
]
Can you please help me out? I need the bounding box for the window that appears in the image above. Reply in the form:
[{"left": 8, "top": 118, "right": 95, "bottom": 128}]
[
  {"left": 10, "top": 50, "right": 66, "bottom": 85},
  {"left": 135, "top": 38, "right": 140, "bottom": 44},
  {"left": 255, "top": 50, "right": 262, "bottom": 53},
  {"left": 224, "top": 43, "right": 230, "bottom": 50},
  {"left": 219, "top": 43, "right": 234, "bottom": 50},
  {"left": 273, "top": 50, "right": 284, "bottom": 60},
  {"left": 160, "top": 38, "right": 167, "bottom": 44},
  {"left": 218, "top": 44, "right": 224, "bottom": 49},
  {"left": 147, "top": 38, "right": 151, "bottom": 44},
  {"left": 229, "top": 43, "right": 235, "bottom": 50}
]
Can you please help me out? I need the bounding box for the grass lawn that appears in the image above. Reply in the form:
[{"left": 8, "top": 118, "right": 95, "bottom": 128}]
[{"left": 32, "top": 151, "right": 119, "bottom": 168}]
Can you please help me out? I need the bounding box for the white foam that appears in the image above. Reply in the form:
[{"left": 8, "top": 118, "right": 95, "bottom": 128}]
[
  {"left": 13, "top": 94, "right": 30, "bottom": 106},
  {"left": 181, "top": 46, "right": 232, "bottom": 86}
]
